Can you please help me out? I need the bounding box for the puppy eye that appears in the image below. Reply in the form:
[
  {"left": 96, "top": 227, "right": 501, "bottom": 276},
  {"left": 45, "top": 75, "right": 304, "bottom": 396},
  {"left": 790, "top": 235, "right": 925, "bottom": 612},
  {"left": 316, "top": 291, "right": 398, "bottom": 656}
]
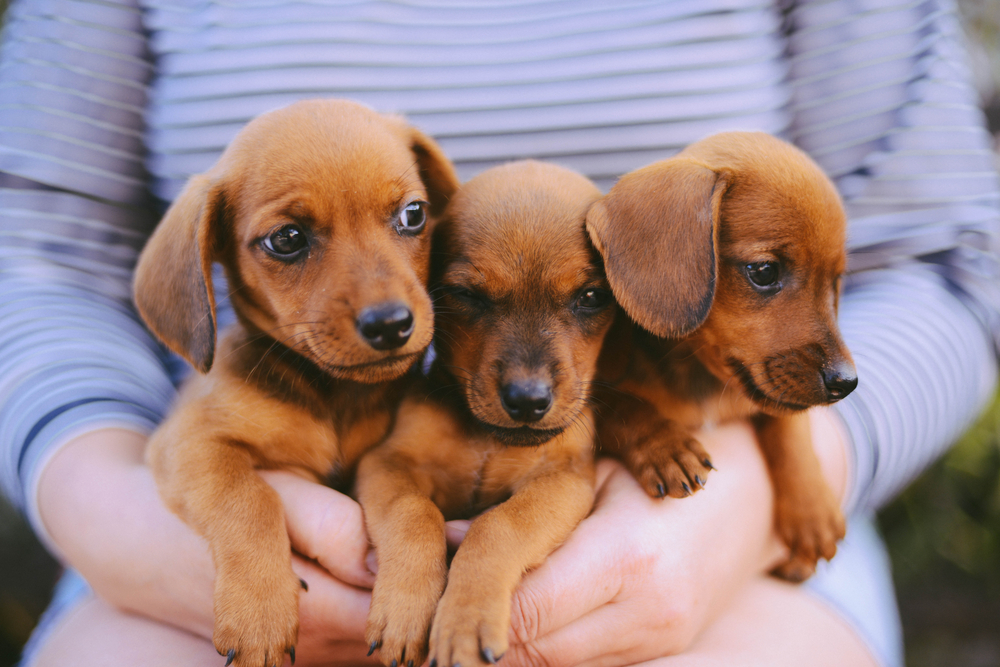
[
  {"left": 745, "top": 261, "right": 780, "bottom": 289},
  {"left": 575, "top": 288, "right": 611, "bottom": 312},
  {"left": 450, "top": 286, "right": 488, "bottom": 308},
  {"left": 396, "top": 201, "right": 427, "bottom": 235},
  {"left": 444, "top": 285, "right": 490, "bottom": 312},
  {"left": 263, "top": 225, "right": 308, "bottom": 257}
]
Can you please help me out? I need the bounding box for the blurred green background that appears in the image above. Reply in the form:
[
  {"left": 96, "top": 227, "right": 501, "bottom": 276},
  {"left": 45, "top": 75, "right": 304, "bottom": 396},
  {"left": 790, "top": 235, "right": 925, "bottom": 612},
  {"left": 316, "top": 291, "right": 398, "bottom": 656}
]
[{"left": 1, "top": 1, "right": 999, "bottom": 665}]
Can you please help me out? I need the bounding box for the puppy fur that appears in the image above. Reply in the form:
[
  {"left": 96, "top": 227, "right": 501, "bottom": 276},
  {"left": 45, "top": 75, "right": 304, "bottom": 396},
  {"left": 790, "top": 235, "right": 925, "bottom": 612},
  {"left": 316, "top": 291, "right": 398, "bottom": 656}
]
[
  {"left": 587, "top": 131, "right": 857, "bottom": 581},
  {"left": 133, "top": 99, "right": 458, "bottom": 667},
  {"left": 354, "top": 161, "right": 614, "bottom": 667}
]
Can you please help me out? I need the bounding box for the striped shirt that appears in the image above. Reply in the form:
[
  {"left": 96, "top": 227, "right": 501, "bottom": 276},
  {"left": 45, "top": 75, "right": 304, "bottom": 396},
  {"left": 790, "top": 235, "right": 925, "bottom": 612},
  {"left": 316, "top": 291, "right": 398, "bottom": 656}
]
[{"left": 1, "top": 0, "right": 998, "bottom": 539}]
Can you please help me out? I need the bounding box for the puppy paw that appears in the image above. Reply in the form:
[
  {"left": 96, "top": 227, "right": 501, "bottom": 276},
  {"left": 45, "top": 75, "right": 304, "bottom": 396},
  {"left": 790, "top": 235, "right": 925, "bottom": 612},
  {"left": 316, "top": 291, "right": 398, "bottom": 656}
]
[
  {"left": 770, "top": 488, "right": 846, "bottom": 583},
  {"left": 428, "top": 589, "right": 508, "bottom": 667},
  {"left": 367, "top": 566, "right": 446, "bottom": 667},
  {"left": 212, "top": 564, "right": 301, "bottom": 667},
  {"left": 623, "top": 422, "right": 713, "bottom": 499}
]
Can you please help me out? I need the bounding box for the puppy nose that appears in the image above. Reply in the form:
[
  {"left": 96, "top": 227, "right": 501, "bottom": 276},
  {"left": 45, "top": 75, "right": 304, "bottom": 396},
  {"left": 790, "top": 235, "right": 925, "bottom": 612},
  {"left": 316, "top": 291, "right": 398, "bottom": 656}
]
[
  {"left": 822, "top": 361, "right": 858, "bottom": 402},
  {"left": 356, "top": 303, "right": 414, "bottom": 350},
  {"left": 500, "top": 380, "right": 553, "bottom": 423}
]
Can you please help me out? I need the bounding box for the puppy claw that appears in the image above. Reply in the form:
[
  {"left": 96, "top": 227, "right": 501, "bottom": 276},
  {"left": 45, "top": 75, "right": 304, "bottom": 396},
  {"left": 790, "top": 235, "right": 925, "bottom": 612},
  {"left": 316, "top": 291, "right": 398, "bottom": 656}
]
[
  {"left": 290, "top": 646, "right": 295, "bottom": 665},
  {"left": 621, "top": 423, "right": 713, "bottom": 500},
  {"left": 391, "top": 660, "right": 397, "bottom": 667},
  {"left": 703, "top": 458, "right": 716, "bottom": 471},
  {"left": 299, "top": 578, "right": 309, "bottom": 592},
  {"left": 225, "top": 649, "right": 235, "bottom": 667},
  {"left": 771, "top": 557, "right": 816, "bottom": 583},
  {"left": 482, "top": 648, "right": 497, "bottom": 664},
  {"left": 368, "top": 641, "right": 379, "bottom": 657}
]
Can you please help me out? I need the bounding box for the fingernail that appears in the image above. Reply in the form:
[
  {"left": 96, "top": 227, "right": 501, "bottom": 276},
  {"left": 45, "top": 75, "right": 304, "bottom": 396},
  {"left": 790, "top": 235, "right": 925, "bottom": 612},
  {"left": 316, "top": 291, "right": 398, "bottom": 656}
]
[
  {"left": 366, "top": 549, "right": 379, "bottom": 575},
  {"left": 225, "top": 649, "right": 235, "bottom": 667}
]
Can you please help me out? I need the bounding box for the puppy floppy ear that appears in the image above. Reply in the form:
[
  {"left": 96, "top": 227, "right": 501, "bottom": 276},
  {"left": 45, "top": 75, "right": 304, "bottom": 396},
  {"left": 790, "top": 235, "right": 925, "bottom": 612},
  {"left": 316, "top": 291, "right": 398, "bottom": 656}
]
[
  {"left": 133, "top": 174, "right": 226, "bottom": 373},
  {"left": 405, "top": 126, "right": 460, "bottom": 218},
  {"left": 586, "top": 158, "right": 729, "bottom": 339}
]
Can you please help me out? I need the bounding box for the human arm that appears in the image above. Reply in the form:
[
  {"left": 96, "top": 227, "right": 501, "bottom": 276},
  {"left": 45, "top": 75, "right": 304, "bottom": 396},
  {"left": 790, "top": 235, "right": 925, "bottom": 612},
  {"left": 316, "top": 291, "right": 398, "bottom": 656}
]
[{"left": 784, "top": 0, "right": 1000, "bottom": 511}]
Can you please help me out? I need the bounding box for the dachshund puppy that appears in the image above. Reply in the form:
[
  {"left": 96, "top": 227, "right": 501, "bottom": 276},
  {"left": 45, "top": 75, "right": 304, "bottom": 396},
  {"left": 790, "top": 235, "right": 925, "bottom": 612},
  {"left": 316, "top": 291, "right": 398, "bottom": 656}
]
[
  {"left": 133, "top": 99, "right": 458, "bottom": 667},
  {"left": 587, "top": 131, "right": 857, "bottom": 581},
  {"left": 354, "top": 161, "right": 614, "bottom": 667}
]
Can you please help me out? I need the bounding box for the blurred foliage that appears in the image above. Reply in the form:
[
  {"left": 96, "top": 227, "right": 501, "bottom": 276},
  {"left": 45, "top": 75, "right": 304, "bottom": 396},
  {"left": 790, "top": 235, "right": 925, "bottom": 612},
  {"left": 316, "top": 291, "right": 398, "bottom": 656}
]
[
  {"left": 0, "top": 498, "right": 58, "bottom": 667},
  {"left": 958, "top": 0, "right": 1000, "bottom": 133},
  {"left": 880, "top": 392, "right": 1000, "bottom": 589}
]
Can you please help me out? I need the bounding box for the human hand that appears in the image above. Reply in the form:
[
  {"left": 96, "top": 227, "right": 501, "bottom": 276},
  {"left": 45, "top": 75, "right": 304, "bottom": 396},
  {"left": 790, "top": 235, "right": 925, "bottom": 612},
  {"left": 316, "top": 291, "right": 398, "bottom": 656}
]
[
  {"left": 492, "top": 409, "right": 849, "bottom": 667},
  {"left": 36, "top": 428, "right": 378, "bottom": 666}
]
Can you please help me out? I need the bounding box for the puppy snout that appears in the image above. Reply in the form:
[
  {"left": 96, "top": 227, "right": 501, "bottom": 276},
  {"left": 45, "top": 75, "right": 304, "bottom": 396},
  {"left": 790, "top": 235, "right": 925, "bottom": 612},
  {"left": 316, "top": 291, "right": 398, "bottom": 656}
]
[
  {"left": 356, "top": 302, "right": 414, "bottom": 351},
  {"left": 500, "top": 380, "right": 553, "bottom": 423},
  {"left": 822, "top": 360, "right": 858, "bottom": 402}
]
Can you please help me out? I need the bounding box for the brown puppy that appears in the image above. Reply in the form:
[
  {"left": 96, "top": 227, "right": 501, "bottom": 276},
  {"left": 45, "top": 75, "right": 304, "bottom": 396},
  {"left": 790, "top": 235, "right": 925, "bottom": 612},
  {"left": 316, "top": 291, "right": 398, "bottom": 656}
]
[
  {"left": 587, "top": 131, "right": 856, "bottom": 581},
  {"left": 354, "top": 161, "right": 613, "bottom": 667},
  {"left": 133, "top": 99, "right": 458, "bottom": 667}
]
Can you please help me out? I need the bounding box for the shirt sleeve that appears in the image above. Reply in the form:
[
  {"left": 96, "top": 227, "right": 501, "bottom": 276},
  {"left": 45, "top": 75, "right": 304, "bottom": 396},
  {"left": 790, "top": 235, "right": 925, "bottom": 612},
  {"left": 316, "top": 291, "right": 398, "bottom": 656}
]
[
  {"left": 785, "top": 0, "right": 1000, "bottom": 513},
  {"left": 0, "top": 0, "right": 176, "bottom": 544}
]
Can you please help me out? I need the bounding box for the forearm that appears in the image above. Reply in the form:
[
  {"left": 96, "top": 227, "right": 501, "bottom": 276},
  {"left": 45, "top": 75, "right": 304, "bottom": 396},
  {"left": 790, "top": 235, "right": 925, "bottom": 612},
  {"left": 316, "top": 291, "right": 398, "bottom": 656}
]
[
  {"left": 784, "top": 0, "right": 1000, "bottom": 512},
  {"left": 35, "top": 426, "right": 378, "bottom": 659},
  {"left": 36, "top": 428, "right": 217, "bottom": 638}
]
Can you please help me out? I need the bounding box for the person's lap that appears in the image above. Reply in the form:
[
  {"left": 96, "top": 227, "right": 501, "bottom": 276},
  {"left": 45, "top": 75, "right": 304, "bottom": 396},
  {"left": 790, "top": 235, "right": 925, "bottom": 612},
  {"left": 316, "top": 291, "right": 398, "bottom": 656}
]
[{"left": 22, "top": 517, "right": 896, "bottom": 667}]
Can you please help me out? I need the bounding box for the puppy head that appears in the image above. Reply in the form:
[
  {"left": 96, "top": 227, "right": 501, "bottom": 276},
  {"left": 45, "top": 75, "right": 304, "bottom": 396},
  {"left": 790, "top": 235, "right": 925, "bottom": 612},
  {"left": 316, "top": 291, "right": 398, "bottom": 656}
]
[
  {"left": 134, "top": 99, "right": 458, "bottom": 383},
  {"left": 432, "top": 161, "right": 614, "bottom": 446},
  {"left": 587, "top": 131, "right": 856, "bottom": 413}
]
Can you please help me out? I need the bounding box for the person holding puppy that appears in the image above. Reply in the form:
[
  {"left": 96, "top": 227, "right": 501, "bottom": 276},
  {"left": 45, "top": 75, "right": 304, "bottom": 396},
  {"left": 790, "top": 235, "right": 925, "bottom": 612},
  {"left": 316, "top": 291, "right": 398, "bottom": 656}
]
[{"left": 2, "top": 1, "right": 998, "bottom": 667}]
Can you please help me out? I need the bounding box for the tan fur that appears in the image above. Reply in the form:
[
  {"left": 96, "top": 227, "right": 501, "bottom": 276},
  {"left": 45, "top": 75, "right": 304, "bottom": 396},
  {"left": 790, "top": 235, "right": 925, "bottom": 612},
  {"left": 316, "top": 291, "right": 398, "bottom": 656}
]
[
  {"left": 134, "top": 99, "right": 458, "bottom": 667},
  {"left": 588, "top": 132, "right": 856, "bottom": 581},
  {"left": 354, "top": 161, "right": 613, "bottom": 667}
]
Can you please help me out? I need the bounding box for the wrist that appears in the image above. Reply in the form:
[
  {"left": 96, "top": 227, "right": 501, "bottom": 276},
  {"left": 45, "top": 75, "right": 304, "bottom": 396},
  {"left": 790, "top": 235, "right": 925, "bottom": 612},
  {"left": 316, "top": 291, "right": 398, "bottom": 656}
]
[
  {"left": 36, "top": 427, "right": 216, "bottom": 638},
  {"left": 34, "top": 427, "right": 149, "bottom": 562},
  {"left": 808, "top": 406, "right": 852, "bottom": 508}
]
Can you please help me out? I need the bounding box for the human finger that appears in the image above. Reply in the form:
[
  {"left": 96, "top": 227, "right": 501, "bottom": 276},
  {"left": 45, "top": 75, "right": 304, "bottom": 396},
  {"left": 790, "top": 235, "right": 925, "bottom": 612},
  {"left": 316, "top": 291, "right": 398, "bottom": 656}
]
[
  {"left": 291, "top": 556, "right": 372, "bottom": 641},
  {"left": 263, "top": 470, "right": 376, "bottom": 588}
]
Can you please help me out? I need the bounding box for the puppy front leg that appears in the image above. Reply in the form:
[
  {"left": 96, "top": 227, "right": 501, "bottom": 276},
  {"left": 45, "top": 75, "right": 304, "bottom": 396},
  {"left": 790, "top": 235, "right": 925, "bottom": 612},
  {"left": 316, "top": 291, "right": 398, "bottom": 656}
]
[
  {"left": 148, "top": 432, "right": 300, "bottom": 667},
  {"left": 753, "top": 411, "right": 846, "bottom": 581},
  {"left": 356, "top": 449, "right": 448, "bottom": 667},
  {"left": 429, "top": 466, "right": 595, "bottom": 667},
  {"left": 594, "top": 385, "right": 713, "bottom": 498}
]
